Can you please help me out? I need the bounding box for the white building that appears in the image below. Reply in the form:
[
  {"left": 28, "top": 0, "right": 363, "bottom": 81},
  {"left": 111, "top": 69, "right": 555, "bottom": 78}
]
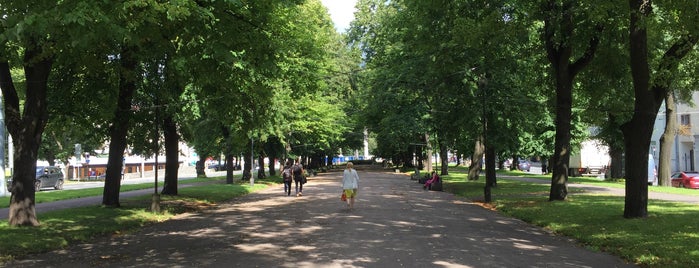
[{"left": 652, "top": 91, "right": 699, "bottom": 172}]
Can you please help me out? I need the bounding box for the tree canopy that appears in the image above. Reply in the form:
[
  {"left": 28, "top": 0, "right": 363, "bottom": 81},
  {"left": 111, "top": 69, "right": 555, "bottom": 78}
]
[{"left": 2, "top": 0, "right": 699, "bottom": 227}]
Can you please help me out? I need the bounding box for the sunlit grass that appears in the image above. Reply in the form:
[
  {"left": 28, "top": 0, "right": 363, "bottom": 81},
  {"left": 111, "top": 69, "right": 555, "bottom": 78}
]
[{"left": 438, "top": 168, "right": 699, "bottom": 267}]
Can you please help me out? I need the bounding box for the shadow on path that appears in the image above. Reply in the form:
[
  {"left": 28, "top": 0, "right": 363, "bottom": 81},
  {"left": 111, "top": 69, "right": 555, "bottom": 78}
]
[{"left": 8, "top": 171, "right": 634, "bottom": 267}]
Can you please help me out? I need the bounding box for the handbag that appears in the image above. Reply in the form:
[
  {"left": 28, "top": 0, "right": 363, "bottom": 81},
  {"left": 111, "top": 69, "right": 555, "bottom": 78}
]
[{"left": 341, "top": 192, "right": 347, "bottom": 201}]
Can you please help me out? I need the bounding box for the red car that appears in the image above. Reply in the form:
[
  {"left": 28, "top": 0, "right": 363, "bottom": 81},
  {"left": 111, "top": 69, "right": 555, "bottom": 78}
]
[{"left": 670, "top": 172, "right": 699, "bottom": 189}]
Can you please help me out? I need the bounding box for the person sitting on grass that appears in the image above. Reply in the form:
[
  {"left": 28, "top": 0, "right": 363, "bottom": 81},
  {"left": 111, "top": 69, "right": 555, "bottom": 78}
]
[{"left": 423, "top": 171, "right": 440, "bottom": 190}]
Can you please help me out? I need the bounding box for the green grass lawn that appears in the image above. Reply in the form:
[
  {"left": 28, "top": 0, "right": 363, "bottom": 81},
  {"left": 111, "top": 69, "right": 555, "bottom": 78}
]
[{"left": 440, "top": 168, "right": 699, "bottom": 268}]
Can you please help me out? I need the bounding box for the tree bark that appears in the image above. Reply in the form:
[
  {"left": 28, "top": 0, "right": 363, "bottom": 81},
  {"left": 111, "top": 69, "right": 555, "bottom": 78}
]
[
  {"left": 257, "top": 155, "right": 266, "bottom": 179},
  {"left": 543, "top": 0, "right": 600, "bottom": 201},
  {"left": 268, "top": 157, "right": 277, "bottom": 177},
  {"left": 468, "top": 136, "right": 484, "bottom": 181},
  {"left": 609, "top": 146, "right": 624, "bottom": 179},
  {"left": 485, "top": 144, "right": 497, "bottom": 188},
  {"left": 424, "top": 133, "right": 432, "bottom": 173},
  {"left": 439, "top": 142, "right": 449, "bottom": 176},
  {"left": 658, "top": 90, "right": 677, "bottom": 186},
  {"left": 242, "top": 139, "right": 252, "bottom": 181},
  {"left": 103, "top": 46, "right": 139, "bottom": 208},
  {"left": 1, "top": 45, "right": 53, "bottom": 226},
  {"left": 196, "top": 155, "right": 207, "bottom": 177},
  {"left": 161, "top": 115, "right": 179, "bottom": 195},
  {"left": 624, "top": 0, "right": 697, "bottom": 218},
  {"left": 222, "top": 127, "right": 234, "bottom": 184}
]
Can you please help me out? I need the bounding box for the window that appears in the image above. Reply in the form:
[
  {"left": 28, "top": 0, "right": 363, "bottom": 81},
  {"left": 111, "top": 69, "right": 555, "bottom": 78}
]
[{"left": 681, "top": 114, "right": 691, "bottom": 126}]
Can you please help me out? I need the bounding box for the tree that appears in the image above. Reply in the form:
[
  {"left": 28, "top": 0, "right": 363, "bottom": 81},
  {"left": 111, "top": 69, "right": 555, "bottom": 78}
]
[
  {"left": 538, "top": 0, "right": 603, "bottom": 201},
  {"left": 622, "top": 0, "right": 698, "bottom": 218},
  {"left": 0, "top": 0, "right": 102, "bottom": 226},
  {"left": 658, "top": 91, "right": 677, "bottom": 186}
]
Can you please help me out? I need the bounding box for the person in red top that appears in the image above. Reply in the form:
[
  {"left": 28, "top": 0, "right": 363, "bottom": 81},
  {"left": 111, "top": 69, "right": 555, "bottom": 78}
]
[{"left": 423, "top": 171, "right": 440, "bottom": 190}]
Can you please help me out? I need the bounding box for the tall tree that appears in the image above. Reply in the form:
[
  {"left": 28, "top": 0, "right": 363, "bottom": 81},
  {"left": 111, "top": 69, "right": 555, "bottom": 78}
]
[
  {"left": 658, "top": 90, "right": 677, "bottom": 186},
  {"left": 0, "top": 0, "right": 100, "bottom": 226},
  {"left": 622, "top": 0, "right": 698, "bottom": 218},
  {"left": 539, "top": 0, "right": 602, "bottom": 201},
  {"left": 102, "top": 45, "right": 139, "bottom": 207}
]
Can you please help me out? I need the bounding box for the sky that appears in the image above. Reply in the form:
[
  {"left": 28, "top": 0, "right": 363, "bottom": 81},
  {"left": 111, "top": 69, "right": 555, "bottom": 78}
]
[{"left": 320, "top": 0, "right": 357, "bottom": 32}]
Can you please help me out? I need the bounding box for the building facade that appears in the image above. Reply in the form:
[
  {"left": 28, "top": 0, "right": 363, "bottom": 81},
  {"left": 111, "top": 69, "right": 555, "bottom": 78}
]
[{"left": 651, "top": 91, "right": 699, "bottom": 173}]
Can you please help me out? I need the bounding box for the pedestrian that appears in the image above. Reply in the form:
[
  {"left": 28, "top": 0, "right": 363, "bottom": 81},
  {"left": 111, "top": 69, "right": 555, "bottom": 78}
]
[
  {"left": 541, "top": 158, "right": 548, "bottom": 175},
  {"left": 341, "top": 162, "right": 360, "bottom": 210},
  {"left": 423, "top": 171, "right": 440, "bottom": 190},
  {"left": 281, "top": 159, "right": 293, "bottom": 196},
  {"left": 292, "top": 158, "right": 305, "bottom": 196}
]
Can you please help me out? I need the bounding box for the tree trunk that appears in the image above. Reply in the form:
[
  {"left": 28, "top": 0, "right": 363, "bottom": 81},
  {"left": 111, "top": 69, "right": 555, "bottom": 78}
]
[
  {"left": 268, "top": 157, "right": 276, "bottom": 177},
  {"left": 543, "top": 1, "right": 600, "bottom": 201},
  {"left": 548, "top": 75, "right": 572, "bottom": 201},
  {"left": 223, "top": 152, "right": 234, "bottom": 183},
  {"left": 485, "top": 144, "right": 497, "bottom": 188},
  {"left": 242, "top": 139, "right": 252, "bottom": 181},
  {"left": 439, "top": 142, "right": 449, "bottom": 176},
  {"left": 1, "top": 47, "right": 53, "bottom": 226},
  {"left": 424, "top": 133, "right": 432, "bottom": 173},
  {"left": 257, "top": 155, "right": 266, "bottom": 179},
  {"left": 623, "top": 0, "right": 655, "bottom": 218},
  {"left": 468, "top": 136, "right": 484, "bottom": 181},
  {"left": 103, "top": 46, "right": 139, "bottom": 208},
  {"left": 609, "top": 146, "right": 624, "bottom": 179},
  {"left": 624, "top": 0, "right": 697, "bottom": 218},
  {"left": 222, "top": 127, "right": 234, "bottom": 184},
  {"left": 196, "top": 155, "right": 206, "bottom": 177},
  {"left": 161, "top": 115, "right": 179, "bottom": 195},
  {"left": 658, "top": 90, "right": 677, "bottom": 186}
]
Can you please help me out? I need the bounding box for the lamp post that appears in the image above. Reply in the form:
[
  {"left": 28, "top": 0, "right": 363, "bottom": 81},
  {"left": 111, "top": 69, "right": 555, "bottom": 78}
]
[
  {"left": 0, "top": 92, "right": 6, "bottom": 197},
  {"left": 85, "top": 152, "right": 90, "bottom": 179}
]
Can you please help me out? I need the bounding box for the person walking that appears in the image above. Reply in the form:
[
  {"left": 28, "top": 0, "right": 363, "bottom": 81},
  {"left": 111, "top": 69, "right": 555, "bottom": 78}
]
[
  {"left": 292, "top": 158, "right": 305, "bottom": 196},
  {"left": 341, "top": 162, "right": 360, "bottom": 210},
  {"left": 281, "top": 160, "right": 293, "bottom": 196}
]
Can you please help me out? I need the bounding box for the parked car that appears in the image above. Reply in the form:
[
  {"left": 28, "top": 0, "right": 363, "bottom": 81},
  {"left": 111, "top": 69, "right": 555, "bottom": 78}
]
[
  {"left": 517, "top": 160, "right": 531, "bottom": 172},
  {"left": 6, "top": 166, "right": 65, "bottom": 192},
  {"left": 208, "top": 163, "right": 226, "bottom": 171},
  {"left": 670, "top": 172, "right": 699, "bottom": 189}
]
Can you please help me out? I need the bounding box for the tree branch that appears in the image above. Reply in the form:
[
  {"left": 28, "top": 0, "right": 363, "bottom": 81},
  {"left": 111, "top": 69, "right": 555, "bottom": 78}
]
[
  {"left": 0, "top": 61, "right": 22, "bottom": 133},
  {"left": 570, "top": 25, "right": 603, "bottom": 76},
  {"left": 651, "top": 33, "right": 699, "bottom": 102}
]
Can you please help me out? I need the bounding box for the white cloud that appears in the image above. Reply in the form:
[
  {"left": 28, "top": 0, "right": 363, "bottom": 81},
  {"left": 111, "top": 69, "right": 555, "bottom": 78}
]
[{"left": 321, "top": 0, "right": 357, "bottom": 32}]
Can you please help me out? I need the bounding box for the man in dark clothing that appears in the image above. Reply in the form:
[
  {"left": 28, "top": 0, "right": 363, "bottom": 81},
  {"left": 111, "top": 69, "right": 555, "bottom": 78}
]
[
  {"left": 292, "top": 159, "right": 305, "bottom": 196},
  {"left": 282, "top": 160, "right": 293, "bottom": 196}
]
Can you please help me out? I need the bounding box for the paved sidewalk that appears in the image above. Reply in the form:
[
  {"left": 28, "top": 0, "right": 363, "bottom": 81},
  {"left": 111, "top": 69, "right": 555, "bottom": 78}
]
[{"left": 6, "top": 170, "right": 634, "bottom": 267}]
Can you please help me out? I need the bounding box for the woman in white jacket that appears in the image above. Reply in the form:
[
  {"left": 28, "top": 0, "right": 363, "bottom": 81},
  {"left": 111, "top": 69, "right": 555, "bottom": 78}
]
[{"left": 341, "top": 162, "right": 360, "bottom": 210}]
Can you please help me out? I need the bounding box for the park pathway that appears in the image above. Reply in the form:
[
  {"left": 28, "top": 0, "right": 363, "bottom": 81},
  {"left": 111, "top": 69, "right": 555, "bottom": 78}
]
[{"left": 7, "top": 170, "right": 634, "bottom": 267}]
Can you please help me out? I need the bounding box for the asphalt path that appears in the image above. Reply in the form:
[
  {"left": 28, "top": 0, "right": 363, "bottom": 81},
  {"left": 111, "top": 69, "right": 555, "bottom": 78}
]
[{"left": 6, "top": 170, "right": 635, "bottom": 267}]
